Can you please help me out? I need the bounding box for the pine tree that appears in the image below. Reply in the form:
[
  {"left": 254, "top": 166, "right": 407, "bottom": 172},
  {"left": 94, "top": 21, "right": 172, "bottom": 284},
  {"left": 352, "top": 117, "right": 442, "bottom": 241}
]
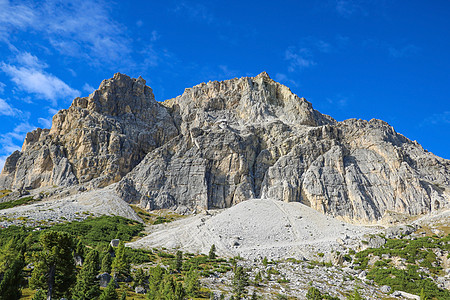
[
  {"left": 101, "top": 252, "right": 113, "bottom": 273},
  {"left": 120, "top": 290, "right": 127, "bottom": 300},
  {"left": 72, "top": 249, "right": 101, "bottom": 300},
  {"left": 133, "top": 267, "right": 146, "bottom": 288},
  {"left": 99, "top": 279, "right": 118, "bottom": 300},
  {"left": 161, "top": 275, "right": 176, "bottom": 299},
  {"left": 111, "top": 242, "right": 129, "bottom": 280},
  {"left": 147, "top": 265, "right": 166, "bottom": 299},
  {"left": 254, "top": 271, "right": 262, "bottom": 286},
  {"left": 175, "top": 251, "right": 183, "bottom": 272},
  {"left": 208, "top": 244, "right": 216, "bottom": 260},
  {"left": 0, "top": 258, "right": 24, "bottom": 300},
  {"left": 31, "top": 289, "right": 46, "bottom": 300},
  {"left": 174, "top": 282, "right": 186, "bottom": 300},
  {"left": 419, "top": 288, "right": 428, "bottom": 300},
  {"left": 184, "top": 266, "right": 200, "bottom": 297},
  {"left": 232, "top": 266, "right": 249, "bottom": 299},
  {"left": 29, "top": 231, "right": 76, "bottom": 300}
]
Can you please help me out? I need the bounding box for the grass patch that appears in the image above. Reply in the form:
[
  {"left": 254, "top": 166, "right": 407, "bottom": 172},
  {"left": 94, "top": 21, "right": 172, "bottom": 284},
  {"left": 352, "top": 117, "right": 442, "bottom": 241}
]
[
  {"left": 0, "top": 189, "right": 11, "bottom": 198},
  {"left": 0, "top": 196, "right": 36, "bottom": 210},
  {"left": 130, "top": 205, "right": 184, "bottom": 225}
]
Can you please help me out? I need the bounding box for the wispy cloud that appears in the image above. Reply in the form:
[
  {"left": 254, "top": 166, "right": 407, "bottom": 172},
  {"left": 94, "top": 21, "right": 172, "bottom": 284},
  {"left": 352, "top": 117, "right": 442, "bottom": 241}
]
[
  {"left": 173, "top": 1, "right": 215, "bottom": 24},
  {"left": 0, "top": 0, "right": 36, "bottom": 42},
  {"left": 83, "top": 83, "right": 95, "bottom": 94},
  {"left": 363, "top": 39, "right": 420, "bottom": 59},
  {"left": 285, "top": 47, "right": 316, "bottom": 72},
  {"left": 389, "top": 44, "right": 420, "bottom": 58},
  {"left": 327, "top": 95, "right": 349, "bottom": 108},
  {"left": 421, "top": 111, "right": 450, "bottom": 127},
  {"left": 38, "top": 117, "right": 52, "bottom": 128},
  {"left": 0, "top": 98, "right": 22, "bottom": 117},
  {"left": 334, "top": 0, "right": 368, "bottom": 17},
  {"left": 0, "top": 121, "right": 38, "bottom": 171},
  {"left": 0, "top": 0, "right": 131, "bottom": 67},
  {"left": 1, "top": 52, "right": 80, "bottom": 105},
  {"left": 0, "top": 82, "right": 5, "bottom": 94},
  {"left": 275, "top": 73, "right": 298, "bottom": 87}
]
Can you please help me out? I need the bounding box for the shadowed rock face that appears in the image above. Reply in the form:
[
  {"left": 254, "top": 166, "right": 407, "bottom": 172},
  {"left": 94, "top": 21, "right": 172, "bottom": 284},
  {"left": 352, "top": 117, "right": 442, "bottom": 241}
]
[{"left": 1, "top": 72, "right": 449, "bottom": 223}]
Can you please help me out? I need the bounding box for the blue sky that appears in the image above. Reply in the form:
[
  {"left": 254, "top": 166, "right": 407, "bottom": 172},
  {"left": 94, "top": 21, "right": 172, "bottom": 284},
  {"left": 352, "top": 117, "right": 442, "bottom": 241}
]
[{"left": 0, "top": 0, "right": 449, "bottom": 170}]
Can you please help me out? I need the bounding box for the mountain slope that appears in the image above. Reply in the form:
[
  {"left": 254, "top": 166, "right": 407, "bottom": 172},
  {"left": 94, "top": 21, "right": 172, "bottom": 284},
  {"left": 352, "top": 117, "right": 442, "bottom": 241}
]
[{"left": 1, "top": 72, "right": 449, "bottom": 223}]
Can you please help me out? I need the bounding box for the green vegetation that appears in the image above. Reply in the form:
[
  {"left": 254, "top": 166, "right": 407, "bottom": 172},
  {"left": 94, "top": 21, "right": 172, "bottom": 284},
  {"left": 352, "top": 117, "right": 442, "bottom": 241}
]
[
  {"left": 0, "top": 215, "right": 237, "bottom": 299},
  {"left": 0, "top": 196, "right": 37, "bottom": 210},
  {"left": 352, "top": 234, "right": 450, "bottom": 299},
  {"left": 306, "top": 286, "right": 340, "bottom": 300},
  {"left": 0, "top": 189, "right": 11, "bottom": 198},
  {"left": 29, "top": 231, "right": 76, "bottom": 300}
]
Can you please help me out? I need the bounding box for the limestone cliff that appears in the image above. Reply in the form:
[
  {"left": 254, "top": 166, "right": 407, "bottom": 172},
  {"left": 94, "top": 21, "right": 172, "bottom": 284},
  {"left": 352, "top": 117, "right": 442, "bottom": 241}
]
[
  {"left": 1, "top": 72, "right": 449, "bottom": 223},
  {"left": 0, "top": 73, "right": 178, "bottom": 190}
]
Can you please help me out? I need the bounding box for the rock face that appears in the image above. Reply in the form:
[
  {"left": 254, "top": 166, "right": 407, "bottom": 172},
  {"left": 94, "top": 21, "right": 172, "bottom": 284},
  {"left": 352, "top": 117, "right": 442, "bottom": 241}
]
[
  {"left": 0, "top": 73, "right": 178, "bottom": 190},
  {"left": 1, "top": 72, "right": 450, "bottom": 223}
]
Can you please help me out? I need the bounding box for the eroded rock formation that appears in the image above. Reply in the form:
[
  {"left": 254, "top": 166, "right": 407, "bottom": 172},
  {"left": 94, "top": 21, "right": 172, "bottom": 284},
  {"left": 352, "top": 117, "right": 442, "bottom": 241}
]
[{"left": 1, "top": 72, "right": 449, "bottom": 223}]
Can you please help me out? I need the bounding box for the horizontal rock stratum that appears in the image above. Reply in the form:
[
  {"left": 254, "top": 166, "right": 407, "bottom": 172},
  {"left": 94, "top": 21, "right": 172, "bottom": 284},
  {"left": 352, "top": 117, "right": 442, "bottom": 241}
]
[{"left": 1, "top": 72, "right": 449, "bottom": 223}]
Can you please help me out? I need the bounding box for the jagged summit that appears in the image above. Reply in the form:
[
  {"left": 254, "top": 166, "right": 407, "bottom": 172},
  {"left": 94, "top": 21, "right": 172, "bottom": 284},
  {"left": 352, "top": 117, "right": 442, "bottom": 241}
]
[{"left": 1, "top": 73, "right": 449, "bottom": 224}]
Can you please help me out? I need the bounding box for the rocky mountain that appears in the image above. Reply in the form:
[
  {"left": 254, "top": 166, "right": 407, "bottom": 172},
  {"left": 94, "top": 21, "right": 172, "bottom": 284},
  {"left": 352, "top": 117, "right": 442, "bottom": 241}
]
[{"left": 1, "top": 72, "right": 449, "bottom": 223}]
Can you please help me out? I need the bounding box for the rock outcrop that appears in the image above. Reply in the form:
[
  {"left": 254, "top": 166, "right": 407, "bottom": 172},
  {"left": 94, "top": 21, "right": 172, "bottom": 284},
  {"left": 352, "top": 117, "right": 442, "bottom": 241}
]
[
  {"left": 1, "top": 72, "right": 449, "bottom": 223},
  {"left": 0, "top": 73, "right": 178, "bottom": 190}
]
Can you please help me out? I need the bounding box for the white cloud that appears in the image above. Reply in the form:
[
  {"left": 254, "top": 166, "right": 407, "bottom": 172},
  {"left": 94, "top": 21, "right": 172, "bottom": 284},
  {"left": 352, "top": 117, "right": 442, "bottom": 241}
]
[
  {"left": 422, "top": 111, "right": 450, "bottom": 127},
  {"left": 0, "top": 98, "right": 21, "bottom": 116},
  {"left": 16, "top": 52, "right": 48, "bottom": 69},
  {"left": 0, "top": 122, "right": 37, "bottom": 171},
  {"left": 389, "top": 44, "right": 420, "bottom": 58},
  {"left": 150, "top": 30, "right": 160, "bottom": 42},
  {"left": 335, "top": 0, "right": 367, "bottom": 17},
  {"left": 0, "top": 0, "right": 36, "bottom": 42},
  {"left": 285, "top": 48, "right": 316, "bottom": 72},
  {"left": 274, "top": 73, "right": 298, "bottom": 87},
  {"left": 0, "top": 0, "right": 131, "bottom": 66},
  {"left": 38, "top": 117, "right": 52, "bottom": 128},
  {"left": 173, "top": 2, "right": 214, "bottom": 24},
  {"left": 83, "top": 83, "right": 95, "bottom": 94},
  {"left": 1, "top": 63, "right": 80, "bottom": 105},
  {"left": 0, "top": 81, "right": 5, "bottom": 94},
  {"left": 327, "top": 95, "right": 349, "bottom": 108}
]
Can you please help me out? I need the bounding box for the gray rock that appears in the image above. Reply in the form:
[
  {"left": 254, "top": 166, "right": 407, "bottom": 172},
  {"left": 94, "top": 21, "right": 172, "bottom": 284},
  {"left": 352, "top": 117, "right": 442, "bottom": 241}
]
[
  {"left": 97, "top": 272, "right": 112, "bottom": 288},
  {"left": 110, "top": 239, "right": 120, "bottom": 247},
  {"left": 368, "top": 235, "right": 386, "bottom": 248},
  {"left": 135, "top": 286, "right": 146, "bottom": 294},
  {"left": 1, "top": 72, "right": 449, "bottom": 224},
  {"left": 380, "top": 285, "right": 391, "bottom": 293}
]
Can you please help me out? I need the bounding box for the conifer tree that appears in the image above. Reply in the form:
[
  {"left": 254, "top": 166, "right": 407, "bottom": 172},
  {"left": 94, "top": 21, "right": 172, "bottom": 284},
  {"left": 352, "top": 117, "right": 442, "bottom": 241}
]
[
  {"left": 29, "top": 231, "right": 76, "bottom": 300},
  {"left": 101, "top": 252, "right": 113, "bottom": 273},
  {"left": 184, "top": 266, "right": 200, "bottom": 297},
  {"left": 232, "top": 266, "right": 249, "bottom": 299},
  {"left": 175, "top": 250, "right": 183, "bottom": 272},
  {"left": 111, "top": 242, "right": 129, "bottom": 280},
  {"left": 161, "top": 275, "right": 176, "bottom": 299},
  {"left": 72, "top": 249, "right": 101, "bottom": 300},
  {"left": 174, "top": 282, "right": 186, "bottom": 300},
  {"left": 31, "top": 289, "right": 46, "bottom": 300},
  {"left": 133, "top": 267, "right": 146, "bottom": 288},
  {"left": 99, "top": 278, "right": 118, "bottom": 300},
  {"left": 208, "top": 244, "right": 216, "bottom": 260},
  {"left": 0, "top": 258, "right": 24, "bottom": 300},
  {"left": 147, "top": 265, "right": 166, "bottom": 299},
  {"left": 120, "top": 290, "right": 127, "bottom": 300}
]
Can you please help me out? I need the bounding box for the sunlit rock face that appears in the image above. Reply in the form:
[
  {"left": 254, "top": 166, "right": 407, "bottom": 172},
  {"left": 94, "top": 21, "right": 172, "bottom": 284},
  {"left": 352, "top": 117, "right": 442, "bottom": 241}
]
[{"left": 2, "top": 72, "right": 449, "bottom": 223}]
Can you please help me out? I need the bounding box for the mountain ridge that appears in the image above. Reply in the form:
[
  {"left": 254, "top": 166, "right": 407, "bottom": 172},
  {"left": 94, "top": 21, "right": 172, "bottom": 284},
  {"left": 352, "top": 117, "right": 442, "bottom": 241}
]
[{"left": 1, "top": 72, "right": 449, "bottom": 224}]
